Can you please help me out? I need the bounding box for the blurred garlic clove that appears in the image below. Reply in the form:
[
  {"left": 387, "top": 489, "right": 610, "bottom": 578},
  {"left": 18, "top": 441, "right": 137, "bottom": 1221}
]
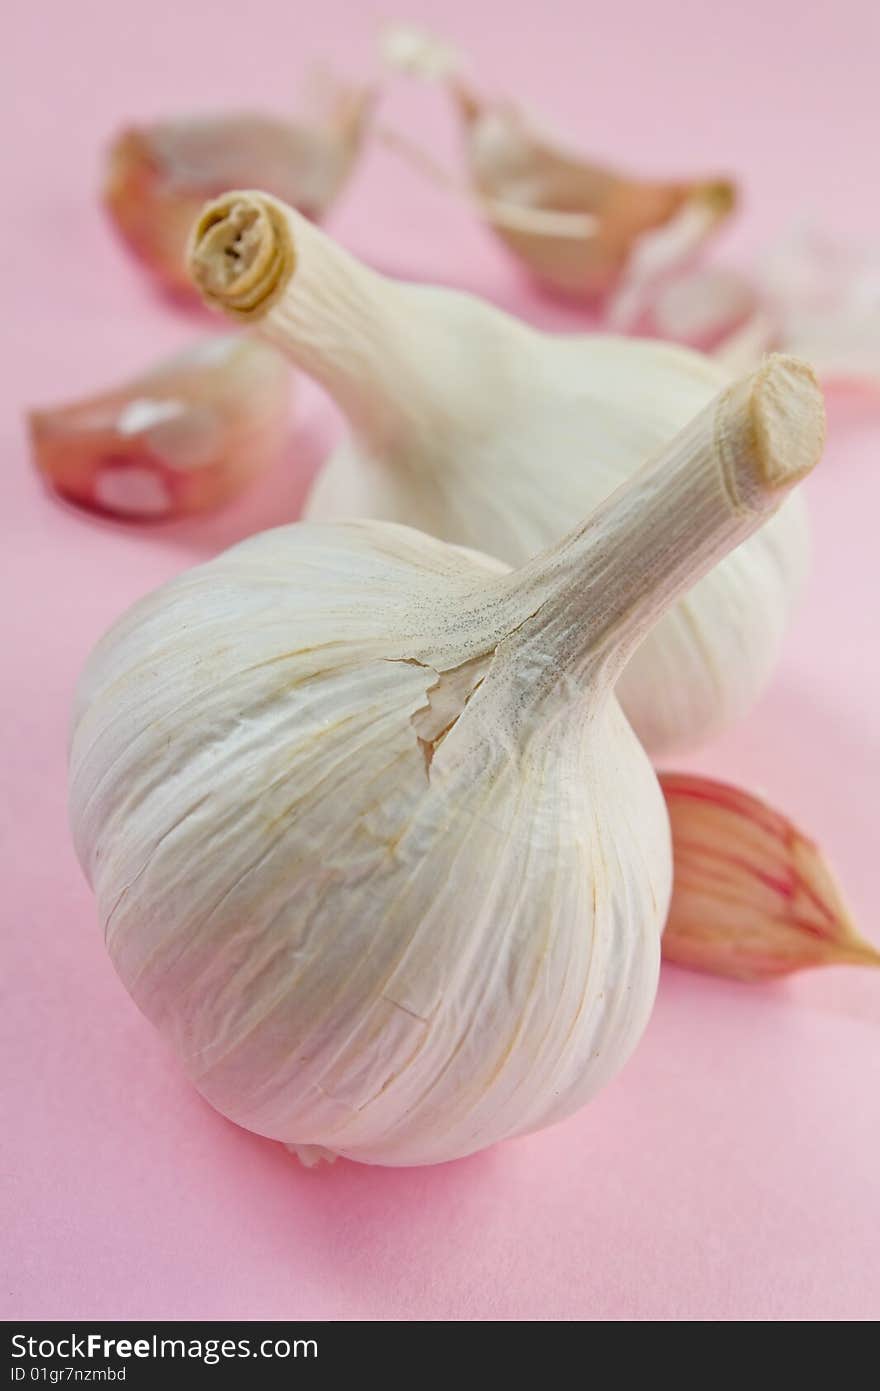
[
  {"left": 604, "top": 188, "right": 739, "bottom": 328},
  {"left": 754, "top": 227, "right": 880, "bottom": 392},
  {"left": 286, "top": 1144, "right": 338, "bottom": 1168},
  {"left": 379, "top": 22, "right": 466, "bottom": 79},
  {"left": 28, "top": 336, "right": 291, "bottom": 520},
  {"left": 660, "top": 773, "right": 879, "bottom": 981},
  {"left": 635, "top": 266, "right": 760, "bottom": 350},
  {"left": 645, "top": 227, "right": 880, "bottom": 393},
  {"left": 104, "top": 78, "right": 375, "bottom": 296},
  {"left": 381, "top": 23, "right": 735, "bottom": 303}
]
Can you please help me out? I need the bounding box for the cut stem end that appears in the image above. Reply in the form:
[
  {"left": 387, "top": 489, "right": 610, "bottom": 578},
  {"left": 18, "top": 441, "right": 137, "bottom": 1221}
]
[
  {"left": 719, "top": 354, "right": 825, "bottom": 510},
  {"left": 189, "top": 191, "right": 296, "bottom": 320}
]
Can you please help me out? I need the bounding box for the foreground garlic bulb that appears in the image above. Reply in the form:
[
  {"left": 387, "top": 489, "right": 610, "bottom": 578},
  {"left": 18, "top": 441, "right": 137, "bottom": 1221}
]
[
  {"left": 189, "top": 191, "right": 811, "bottom": 755},
  {"left": 70, "top": 357, "right": 823, "bottom": 1166},
  {"left": 637, "top": 227, "right": 880, "bottom": 395}
]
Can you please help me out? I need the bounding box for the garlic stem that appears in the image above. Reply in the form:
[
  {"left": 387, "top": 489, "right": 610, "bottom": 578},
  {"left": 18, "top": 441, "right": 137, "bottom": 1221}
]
[
  {"left": 500, "top": 356, "right": 824, "bottom": 702},
  {"left": 191, "top": 191, "right": 422, "bottom": 448}
]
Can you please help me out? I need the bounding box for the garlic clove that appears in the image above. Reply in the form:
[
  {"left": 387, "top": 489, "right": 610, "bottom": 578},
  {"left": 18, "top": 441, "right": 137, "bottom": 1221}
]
[
  {"left": 604, "top": 188, "right": 739, "bottom": 330},
  {"left": 29, "top": 336, "right": 290, "bottom": 520},
  {"left": 379, "top": 22, "right": 466, "bottom": 80},
  {"left": 70, "top": 355, "right": 824, "bottom": 1166},
  {"left": 189, "top": 190, "right": 810, "bottom": 757},
  {"left": 642, "top": 227, "right": 880, "bottom": 394},
  {"left": 381, "top": 23, "right": 735, "bottom": 302},
  {"left": 660, "top": 773, "right": 878, "bottom": 981},
  {"left": 104, "top": 81, "right": 374, "bottom": 296},
  {"left": 762, "top": 228, "right": 880, "bottom": 390},
  {"left": 641, "top": 266, "right": 761, "bottom": 351}
]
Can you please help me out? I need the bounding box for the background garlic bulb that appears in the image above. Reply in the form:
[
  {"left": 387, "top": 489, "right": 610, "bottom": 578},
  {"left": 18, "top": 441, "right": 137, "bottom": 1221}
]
[
  {"left": 190, "top": 192, "right": 811, "bottom": 756},
  {"left": 70, "top": 357, "right": 824, "bottom": 1166}
]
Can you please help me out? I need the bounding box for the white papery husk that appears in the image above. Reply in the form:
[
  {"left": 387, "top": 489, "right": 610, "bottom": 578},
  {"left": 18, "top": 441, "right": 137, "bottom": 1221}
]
[
  {"left": 70, "top": 521, "right": 668, "bottom": 1167},
  {"left": 647, "top": 225, "right": 880, "bottom": 393}
]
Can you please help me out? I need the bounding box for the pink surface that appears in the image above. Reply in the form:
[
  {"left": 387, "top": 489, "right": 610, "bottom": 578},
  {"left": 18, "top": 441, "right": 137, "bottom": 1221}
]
[{"left": 3, "top": 0, "right": 879, "bottom": 1322}]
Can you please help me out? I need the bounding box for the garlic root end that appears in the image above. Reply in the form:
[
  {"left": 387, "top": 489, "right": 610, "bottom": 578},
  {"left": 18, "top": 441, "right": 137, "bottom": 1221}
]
[{"left": 285, "top": 1143, "right": 338, "bottom": 1167}]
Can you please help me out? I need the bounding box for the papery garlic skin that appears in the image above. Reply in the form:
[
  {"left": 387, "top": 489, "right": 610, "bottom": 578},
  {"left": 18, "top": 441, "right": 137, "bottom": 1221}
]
[
  {"left": 190, "top": 192, "right": 810, "bottom": 756},
  {"left": 71, "top": 544, "right": 667, "bottom": 1166},
  {"left": 643, "top": 228, "right": 880, "bottom": 395},
  {"left": 105, "top": 88, "right": 373, "bottom": 296},
  {"left": 381, "top": 23, "right": 735, "bottom": 304},
  {"left": 660, "top": 774, "right": 879, "bottom": 980},
  {"left": 464, "top": 104, "right": 734, "bottom": 305},
  {"left": 29, "top": 337, "right": 290, "bottom": 519},
  {"left": 70, "top": 358, "right": 823, "bottom": 1166}
]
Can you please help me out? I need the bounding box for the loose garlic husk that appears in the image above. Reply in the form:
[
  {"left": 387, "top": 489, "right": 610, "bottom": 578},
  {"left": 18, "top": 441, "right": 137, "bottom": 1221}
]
[
  {"left": 381, "top": 24, "right": 735, "bottom": 307},
  {"left": 29, "top": 337, "right": 290, "bottom": 520},
  {"left": 661, "top": 774, "right": 878, "bottom": 981},
  {"left": 188, "top": 191, "right": 811, "bottom": 756},
  {"left": 104, "top": 76, "right": 374, "bottom": 297},
  {"left": 70, "top": 356, "right": 824, "bottom": 1167},
  {"left": 641, "top": 227, "right": 880, "bottom": 394}
]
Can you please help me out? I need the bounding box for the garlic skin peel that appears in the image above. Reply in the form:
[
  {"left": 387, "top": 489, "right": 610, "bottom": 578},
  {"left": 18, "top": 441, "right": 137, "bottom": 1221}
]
[
  {"left": 660, "top": 773, "right": 878, "bottom": 981},
  {"left": 70, "top": 358, "right": 823, "bottom": 1166},
  {"left": 189, "top": 192, "right": 811, "bottom": 756},
  {"left": 29, "top": 337, "right": 290, "bottom": 520},
  {"left": 104, "top": 81, "right": 373, "bottom": 296},
  {"left": 380, "top": 24, "right": 735, "bottom": 307},
  {"left": 641, "top": 227, "right": 880, "bottom": 395}
]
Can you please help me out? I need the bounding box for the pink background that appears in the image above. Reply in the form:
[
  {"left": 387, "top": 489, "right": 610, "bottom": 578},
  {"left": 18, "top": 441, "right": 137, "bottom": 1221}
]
[{"left": 3, "top": 0, "right": 879, "bottom": 1321}]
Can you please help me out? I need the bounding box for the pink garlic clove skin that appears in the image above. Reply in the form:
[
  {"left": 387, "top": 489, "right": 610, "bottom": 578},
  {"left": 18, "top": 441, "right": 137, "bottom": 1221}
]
[
  {"left": 381, "top": 24, "right": 735, "bottom": 304},
  {"left": 630, "top": 266, "right": 762, "bottom": 352},
  {"left": 449, "top": 81, "right": 736, "bottom": 303},
  {"left": 104, "top": 89, "right": 374, "bottom": 296},
  {"left": 660, "top": 773, "right": 879, "bottom": 982},
  {"left": 28, "top": 336, "right": 291, "bottom": 520}
]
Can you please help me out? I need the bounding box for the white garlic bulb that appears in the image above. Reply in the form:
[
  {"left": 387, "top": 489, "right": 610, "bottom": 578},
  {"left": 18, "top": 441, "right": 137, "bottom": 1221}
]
[
  {"left": 189, "top": 191, "right": 811, "bottom": 756},
  {"left": 70, "top": 357, "right": 823, "bottom": 1166}
]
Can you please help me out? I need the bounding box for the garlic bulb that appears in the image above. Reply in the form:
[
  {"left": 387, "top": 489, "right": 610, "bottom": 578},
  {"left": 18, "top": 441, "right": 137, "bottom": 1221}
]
[
  {"left": 29, "top": 336, "right": 290, "bottom": 519},
  {"left": 189, "top": 191, "right": 811, "bottom": 756},
  {"left": 70, "top": 356, "right": 824, "bottom": 1166}
]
